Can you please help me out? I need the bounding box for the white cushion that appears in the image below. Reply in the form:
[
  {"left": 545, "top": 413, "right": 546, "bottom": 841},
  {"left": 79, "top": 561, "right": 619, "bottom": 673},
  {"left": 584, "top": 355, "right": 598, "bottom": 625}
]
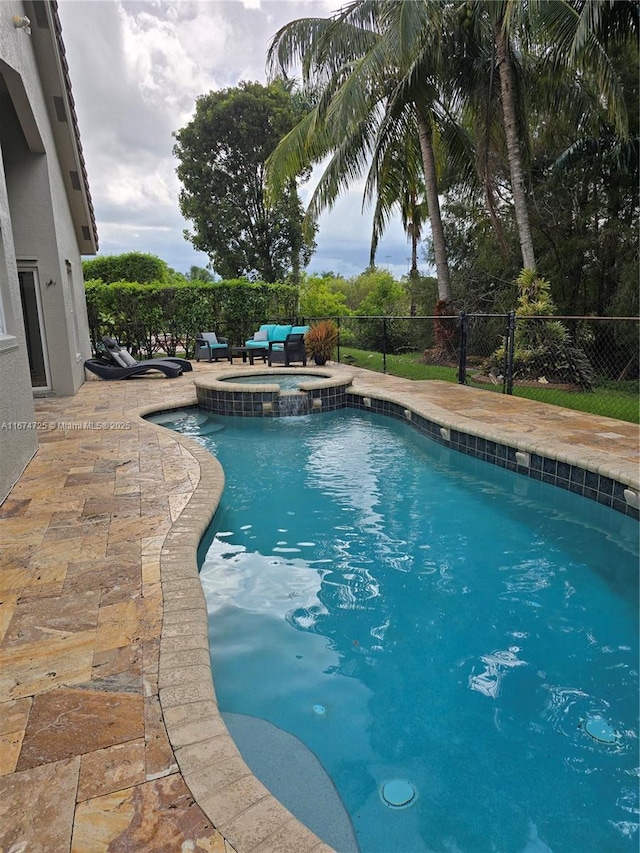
[
  {"left": 201, "top": 332, "right": 218, "bottom": 345},
  {"left": 253, "top": 329, "right": 268, "bottom": 341}
]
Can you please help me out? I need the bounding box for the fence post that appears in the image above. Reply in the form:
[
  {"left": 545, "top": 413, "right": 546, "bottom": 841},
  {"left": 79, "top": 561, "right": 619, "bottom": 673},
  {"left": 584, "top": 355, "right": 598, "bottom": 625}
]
[
  {"left": 457, "top": 311, "right": 468, "bottom": 384},
  {"left": 503, "top": 310, "right": 516, "bottom": 395},
  {"left": 336, "top": 316, "right": 341, "bottom": 364},
  {"left": 382, "top": 317, "right": 387, "bottom": 373}
]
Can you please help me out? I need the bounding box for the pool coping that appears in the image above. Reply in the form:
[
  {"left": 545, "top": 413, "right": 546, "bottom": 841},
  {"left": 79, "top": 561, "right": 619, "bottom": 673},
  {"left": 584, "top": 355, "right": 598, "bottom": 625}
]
[{"left": 134, "top": 373, "right": 638, "bottom": 853}]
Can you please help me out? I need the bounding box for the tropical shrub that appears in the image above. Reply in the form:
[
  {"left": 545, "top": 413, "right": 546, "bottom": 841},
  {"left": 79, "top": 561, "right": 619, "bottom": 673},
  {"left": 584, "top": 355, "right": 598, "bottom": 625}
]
[
  {"left": 486, "top": 269, "right": 595, "bottom": 389},
  {"left": 305, "top": 320, "right": 339, "bottom": 364}
]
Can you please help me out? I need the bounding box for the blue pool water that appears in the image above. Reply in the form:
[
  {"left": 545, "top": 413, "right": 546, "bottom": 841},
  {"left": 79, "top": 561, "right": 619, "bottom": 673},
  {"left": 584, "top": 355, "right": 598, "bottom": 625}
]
[
  {"left": 163, "top": 409, "right": 638, "bottom": 852},
  {"left": 220, "top": 373, "right": 323, "bottom": 389}
]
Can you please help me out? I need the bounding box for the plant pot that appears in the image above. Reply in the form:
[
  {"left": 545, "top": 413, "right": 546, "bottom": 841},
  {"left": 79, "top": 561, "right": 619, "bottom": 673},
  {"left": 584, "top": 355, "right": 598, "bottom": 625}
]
[{"left": 313, "top": 354, "right": 327, "bottom": 365}]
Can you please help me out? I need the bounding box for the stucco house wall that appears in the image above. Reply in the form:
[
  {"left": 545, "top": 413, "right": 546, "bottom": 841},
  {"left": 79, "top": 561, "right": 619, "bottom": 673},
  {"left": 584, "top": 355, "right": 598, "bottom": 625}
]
[{"left": 0, "top": 0, "right": 97, "bottom": 503}]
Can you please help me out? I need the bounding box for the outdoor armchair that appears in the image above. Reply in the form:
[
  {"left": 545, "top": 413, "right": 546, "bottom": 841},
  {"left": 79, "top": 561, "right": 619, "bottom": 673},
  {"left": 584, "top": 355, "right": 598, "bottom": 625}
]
[
  {"left": 195, "top": 333, "right": 230, "bottom": 362},
  {"left": 268, "top": 332, "right": 308, "bottom": 367}
]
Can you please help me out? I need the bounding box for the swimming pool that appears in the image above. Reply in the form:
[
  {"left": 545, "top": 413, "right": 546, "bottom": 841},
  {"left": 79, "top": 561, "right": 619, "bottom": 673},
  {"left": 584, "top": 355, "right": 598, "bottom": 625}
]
[{"left": 160, "top": 408, "right": 638, "bottom": 852}]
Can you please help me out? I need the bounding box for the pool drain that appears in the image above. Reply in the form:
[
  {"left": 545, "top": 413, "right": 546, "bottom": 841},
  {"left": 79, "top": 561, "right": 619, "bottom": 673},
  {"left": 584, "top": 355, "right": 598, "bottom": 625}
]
[
  {"left": 583, "top": 716, "right": 619, "bottom": 744},
  {"left": 380, "top": 779, "right": 417, "bottom": 809}
]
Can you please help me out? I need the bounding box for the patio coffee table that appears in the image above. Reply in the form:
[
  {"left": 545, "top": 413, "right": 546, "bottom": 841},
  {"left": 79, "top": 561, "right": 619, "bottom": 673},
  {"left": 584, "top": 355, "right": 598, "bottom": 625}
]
[{"left": 229, "top": 346, "right": 267, "bottom": 365}]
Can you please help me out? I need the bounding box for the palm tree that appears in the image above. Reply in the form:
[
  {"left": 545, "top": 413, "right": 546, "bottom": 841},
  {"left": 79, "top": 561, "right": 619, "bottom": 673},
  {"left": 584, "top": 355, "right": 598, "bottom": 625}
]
[
  {"left": 446, "top": 0, "right": 538, "bottom": 271},
  {"left": 539, "top": 0, "right": 638, "bottom": 138},
  {"left": 447, "top": 0, "right": 637, "bottom": 275},
  {"left": 490, "top": 2, "right": 537, "bottom": 270},
  {"left": 368, "top": 132, "right": 428, "bottom": 315},
  {"left": 266, "top": 0, "right": 456, "bottom": 306}
]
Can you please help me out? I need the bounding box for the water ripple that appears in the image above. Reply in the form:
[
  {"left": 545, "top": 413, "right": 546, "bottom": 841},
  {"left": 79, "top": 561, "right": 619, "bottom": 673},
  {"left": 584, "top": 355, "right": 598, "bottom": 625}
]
[
  {"left": 468, "top": 647, "right": 527, "bottom": 698},
  {"left": 499, "top": 558, "right": 555, "bottom": 594}
]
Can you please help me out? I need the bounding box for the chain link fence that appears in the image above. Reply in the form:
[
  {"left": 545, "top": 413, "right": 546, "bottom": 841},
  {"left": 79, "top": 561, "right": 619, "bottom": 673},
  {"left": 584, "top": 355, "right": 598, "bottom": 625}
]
[
  {"left": 322, "top": 314, "right": 639, "bottom": 423},
  {"left": 188, "top": 313, "right": 637, "bottom": 422}
]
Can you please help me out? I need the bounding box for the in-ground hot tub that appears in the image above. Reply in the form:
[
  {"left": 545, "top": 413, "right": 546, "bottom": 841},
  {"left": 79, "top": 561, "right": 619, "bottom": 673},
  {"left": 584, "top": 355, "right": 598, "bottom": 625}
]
[
  {"left": 195, "top": 367, "right": 354, "bottom": 417},
  {"left": 220, "top": 373, "right": 325, "bottom": 390}
]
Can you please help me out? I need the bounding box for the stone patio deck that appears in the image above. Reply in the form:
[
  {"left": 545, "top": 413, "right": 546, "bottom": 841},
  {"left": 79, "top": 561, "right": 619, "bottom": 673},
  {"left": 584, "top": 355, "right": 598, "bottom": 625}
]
[{"left": 0, "top": 361, "right": 637, "bottom": 853}]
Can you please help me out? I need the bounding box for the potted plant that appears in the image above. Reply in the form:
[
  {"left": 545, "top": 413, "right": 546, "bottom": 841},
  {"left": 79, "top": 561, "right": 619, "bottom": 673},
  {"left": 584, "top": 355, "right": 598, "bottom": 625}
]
[{"left": 305, "top": 320, "right": 339, "bottom": 365}]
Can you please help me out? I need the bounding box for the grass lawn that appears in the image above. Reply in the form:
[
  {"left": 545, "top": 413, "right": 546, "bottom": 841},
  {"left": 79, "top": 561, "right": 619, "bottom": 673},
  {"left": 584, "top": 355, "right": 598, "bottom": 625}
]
[{"left": 338, "top": 347, "right": 639, "bottom": 424}]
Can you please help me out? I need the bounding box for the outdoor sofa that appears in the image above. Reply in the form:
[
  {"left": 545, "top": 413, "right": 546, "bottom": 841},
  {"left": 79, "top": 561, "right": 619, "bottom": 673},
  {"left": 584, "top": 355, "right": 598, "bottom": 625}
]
[{"left": 245, "top": 324, "right": 310, "bottom": 366}]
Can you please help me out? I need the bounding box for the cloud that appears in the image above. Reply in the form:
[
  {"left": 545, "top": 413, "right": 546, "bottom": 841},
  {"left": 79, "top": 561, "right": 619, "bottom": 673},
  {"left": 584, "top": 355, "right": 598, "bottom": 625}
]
[{"left": 58, "top": 0, "right": 429, "bottom": 278}]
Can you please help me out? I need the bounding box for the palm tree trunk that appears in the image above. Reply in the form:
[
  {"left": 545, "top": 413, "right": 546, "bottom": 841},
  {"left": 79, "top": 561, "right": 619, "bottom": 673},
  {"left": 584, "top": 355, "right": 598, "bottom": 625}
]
[
  {"left": 416, "top": 107, "right": 451, "bottom": 304},
  {"left": 494, "top": 23, "right": 536, "bottom": 271},
  {"left": 409, "top": 226, "right": 418, "bottom": 317},
  {"left": 410, "top": 229, "right": 418, "bottom": 275}
]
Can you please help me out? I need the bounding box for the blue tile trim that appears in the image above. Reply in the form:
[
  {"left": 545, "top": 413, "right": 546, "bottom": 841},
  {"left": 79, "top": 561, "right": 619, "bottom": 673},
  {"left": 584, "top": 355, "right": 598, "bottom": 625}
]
[
  {"left": 192, "top": 387, "right": 637, "bottom": 519},
  {"left": 344, "top": 392, "right": 638, "bottom": 520}
]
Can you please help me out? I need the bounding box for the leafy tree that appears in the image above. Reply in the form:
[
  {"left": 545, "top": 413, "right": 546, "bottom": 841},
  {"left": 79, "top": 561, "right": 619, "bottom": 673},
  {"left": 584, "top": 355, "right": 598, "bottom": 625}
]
[
  {"left": 173, "top": 80, "right": 316, "bottom": 283},
  {"left": 185, "top": 265, "right": 215, "bottom": 282},
  {"left": 369, "top": 129, "right": 433, "bottom": 316},
  {"left": 82, "top": 252, "right": 175, "bottom": 284},
  {"left": 434, "top": 196, "right": 521, "bottom": 313},
  {"left": 348, "top": 268, "right": 410, "bottom": 353},
  {"left": 409, "top": 274, "right": 439, "bottom": 318},
  {"left": 539, "top": 0, "right": 638, "bottom": 138},
  {"left": 357, "top": 269, "right": 408, "bottom": 317},
  {"left": 429, "top": 0, "right": 638, "bottom": 327},
  {"left": 298, "top": 273, "right": 351, "bottom": 319}
]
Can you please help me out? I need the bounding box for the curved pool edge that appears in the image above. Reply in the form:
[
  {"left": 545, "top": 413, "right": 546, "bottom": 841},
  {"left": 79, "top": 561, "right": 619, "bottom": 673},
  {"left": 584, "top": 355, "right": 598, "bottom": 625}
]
[
  {"left": 134, "top": 396, "right": 335, "bottom": 853},
  {"left": 343, "top": 379, "right": 639, "bottom": 506},
  {"left": 197, "top": 365, "right": 352, "bottom": 391},
  {"left": 129, "top": 372, "right": 638, "bottom": 853}
]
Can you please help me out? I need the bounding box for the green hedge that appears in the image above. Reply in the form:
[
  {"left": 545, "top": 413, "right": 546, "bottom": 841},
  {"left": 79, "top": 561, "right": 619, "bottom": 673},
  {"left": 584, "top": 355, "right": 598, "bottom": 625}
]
[{"left": 85, "top": 278, "right": 299, "bottom": 358}]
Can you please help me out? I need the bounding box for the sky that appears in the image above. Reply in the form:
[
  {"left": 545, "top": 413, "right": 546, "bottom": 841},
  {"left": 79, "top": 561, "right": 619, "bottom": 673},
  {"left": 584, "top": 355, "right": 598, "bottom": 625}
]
[{"left": 57, "top": 0, "right": 421, "bottom": 280}]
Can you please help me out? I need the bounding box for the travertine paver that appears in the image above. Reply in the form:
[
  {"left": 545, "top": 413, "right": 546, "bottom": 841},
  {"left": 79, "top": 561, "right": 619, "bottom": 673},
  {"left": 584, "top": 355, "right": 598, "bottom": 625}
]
[
  {"left": 0, "top": 365, "right": 237, "bottom": 853},
  {"left": 0, "top": 360, "right": 637, "bottom": 853}
]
